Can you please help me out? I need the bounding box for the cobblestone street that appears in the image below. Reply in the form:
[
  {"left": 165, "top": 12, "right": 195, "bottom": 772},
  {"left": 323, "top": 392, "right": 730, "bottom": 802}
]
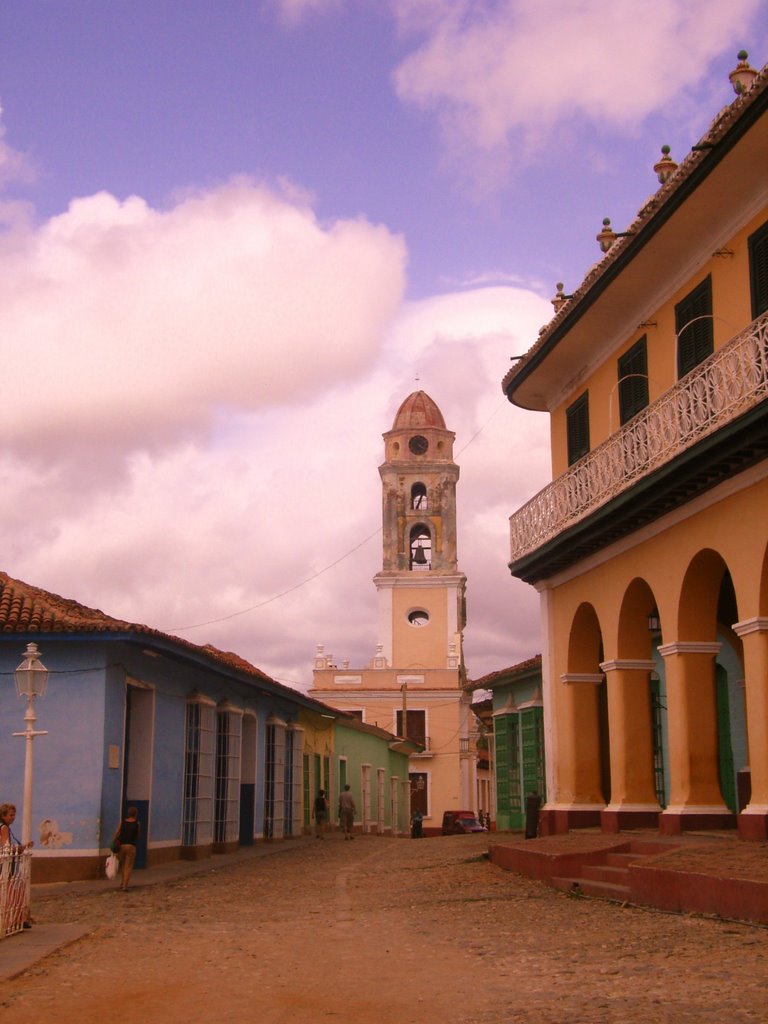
[{"left": 3, "top": 834, "right": 767, "bottom": 1024}]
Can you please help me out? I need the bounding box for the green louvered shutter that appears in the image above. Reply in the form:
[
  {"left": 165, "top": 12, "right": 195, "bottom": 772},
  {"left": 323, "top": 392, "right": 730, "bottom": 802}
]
[
  {"left": 676, "top": 276, "right": 713, "bottom": 378},
  {"left": 749, "top": 219, "right": 768, "bottom": 318}
]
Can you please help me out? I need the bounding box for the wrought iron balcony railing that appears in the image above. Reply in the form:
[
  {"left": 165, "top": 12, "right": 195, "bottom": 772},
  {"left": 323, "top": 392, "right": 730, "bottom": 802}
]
[
  {"left": 415, "top": 733, "right": 434, "bottom": 757},
  {"left": 509, "top": 311, "right": 768, "bottom": 564}
]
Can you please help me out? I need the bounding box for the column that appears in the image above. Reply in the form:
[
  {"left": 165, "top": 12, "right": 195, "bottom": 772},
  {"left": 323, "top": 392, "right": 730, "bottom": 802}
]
[
  {"left": 733, "top": 618, "right": 768, "bottom": 840},
  {"left": 550, "top": 674, "right": 604, "bottom": 832},
  {"left": 599, "top": 660, "right": 661, "bottom": 831},
  {"left": 658, "top": 641, "right": 734, "bottom": 834}
]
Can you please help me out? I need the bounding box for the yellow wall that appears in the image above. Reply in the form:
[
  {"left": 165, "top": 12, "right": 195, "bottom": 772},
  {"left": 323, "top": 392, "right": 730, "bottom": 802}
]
[
  {"left": 547, "top": 473, "right": 768, "bottom": 809},
  {"left": 391, "top": 586, "right": 449, "bottom": 667},
  {"left": 550, "top": 208, "right": 768, "bottom": 477},
  {"left": 311, "top": 663, "right": 468, "bottom": 823}
]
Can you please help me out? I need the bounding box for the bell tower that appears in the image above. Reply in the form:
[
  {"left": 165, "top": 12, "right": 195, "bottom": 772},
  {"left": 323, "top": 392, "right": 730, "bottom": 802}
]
[
  {"left": 311, "top": 389, "right": 475, "bottom": 828},
  {"left": 375, "top": 391, "right": 467, "bottom": 672}
]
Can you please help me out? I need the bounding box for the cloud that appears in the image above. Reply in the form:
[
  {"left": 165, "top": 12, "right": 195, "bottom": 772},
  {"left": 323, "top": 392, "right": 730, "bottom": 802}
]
[
  {"left": 0, "top": 178, "right": 406, "bottom": 458},
  {"left": 391, "top": 0, "right": 765, "bottom": 190},
  {"left": 272, "top": 0, "right": 345, "bottom": 27},
  {"left": 0, "top": 102, "right": 35, "bottom": 189},
  {"left": 3, "top": 261, "right": 552, "bottom": 688}
]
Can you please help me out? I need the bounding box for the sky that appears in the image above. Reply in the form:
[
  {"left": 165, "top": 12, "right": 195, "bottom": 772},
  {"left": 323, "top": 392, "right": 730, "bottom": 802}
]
[{"left": 1, "top": 1, "right": 766, "bottom": 691}]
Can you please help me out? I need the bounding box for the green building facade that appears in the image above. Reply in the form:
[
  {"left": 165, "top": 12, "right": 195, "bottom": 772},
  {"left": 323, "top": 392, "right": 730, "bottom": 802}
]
[
  {"left": 331, "top": 717, "right": 416, "bottom": 836},
  {"left": 474, "top": 656, "right": 546, "bottom": 832}
]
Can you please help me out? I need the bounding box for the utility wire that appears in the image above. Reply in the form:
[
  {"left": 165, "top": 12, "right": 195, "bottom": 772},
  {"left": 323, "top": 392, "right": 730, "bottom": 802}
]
[{"left": 167, "top": 399, "right": 506, "bottom": 634}]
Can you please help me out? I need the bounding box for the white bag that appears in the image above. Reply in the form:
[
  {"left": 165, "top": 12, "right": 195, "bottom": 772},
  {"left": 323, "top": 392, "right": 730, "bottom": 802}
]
[{"left": 105, "top": 853, "right": 119, "bottom": 880}]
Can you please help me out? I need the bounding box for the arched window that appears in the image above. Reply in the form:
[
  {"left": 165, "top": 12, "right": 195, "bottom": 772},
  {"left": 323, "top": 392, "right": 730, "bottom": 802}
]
[
  {"left": 411, "top": 482, "right": 427, "bottom": 510},
  {"left": 409, "top": 524, "right": 431, "bottom": 570}
]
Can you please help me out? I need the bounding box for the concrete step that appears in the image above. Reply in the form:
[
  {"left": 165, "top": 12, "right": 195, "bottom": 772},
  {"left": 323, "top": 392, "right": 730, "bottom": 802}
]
[
  {"left": 581, "top": 863, "right": 631, "bottom": 884},
  {"left": 605, "top": 852, "right": 643, "bottom": 868},
  {"left": 552, "top": 876, "right": 631, "bottom": 901}
]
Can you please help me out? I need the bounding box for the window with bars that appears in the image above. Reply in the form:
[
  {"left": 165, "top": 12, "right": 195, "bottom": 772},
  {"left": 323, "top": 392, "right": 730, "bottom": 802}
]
[
  {"left": 214, "top": 704, "right": 242, "bottom": 846},
  {"left": 749, "top": 218, "right": 768, "bottom": 318},
  {"left": 566, "top": 392, "right": 590, "bottom": 465},
  {"left": 303, "top": 753, "right": 311, "bottom": 830},
  {"left": 283, "top": 727, "right": 294, "bottom": 837},
  {"left": 182, "top": 697, "right": 215, "bottom": 847},
  {"left": 617, "top": 336, "right": 649, "bottom": 425},
  {"left": 264, "top": 718, "right": 286, "bottom": 839},
  {"left": 361, "top": 764, "right": 372, "bottom": 830},
  {"left": 287, "top": 726, "right": 304, "bottom": 838},
  {"left": 676, "top": 276, "right": 713, "bottom": 378}
]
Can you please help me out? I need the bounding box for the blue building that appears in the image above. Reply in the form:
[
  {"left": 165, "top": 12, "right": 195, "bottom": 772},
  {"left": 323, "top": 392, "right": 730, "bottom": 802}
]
[{"left": 0, "top": 572, "right": 343, "bottom": 881}]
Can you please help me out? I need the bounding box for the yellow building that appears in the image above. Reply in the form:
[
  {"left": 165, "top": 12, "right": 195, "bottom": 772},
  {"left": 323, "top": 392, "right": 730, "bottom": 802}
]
[
  {"left": 310, "top": 391, "right": 474, "bottom": 832},
  {"left": 502, "top": 55, "right": 768, "bottom": 840}
]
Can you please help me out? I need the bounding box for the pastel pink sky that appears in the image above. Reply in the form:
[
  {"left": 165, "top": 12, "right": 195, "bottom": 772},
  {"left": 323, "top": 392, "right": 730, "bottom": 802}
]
[{"left": 1, "top": 2, "right": 765, "bottom": 688}]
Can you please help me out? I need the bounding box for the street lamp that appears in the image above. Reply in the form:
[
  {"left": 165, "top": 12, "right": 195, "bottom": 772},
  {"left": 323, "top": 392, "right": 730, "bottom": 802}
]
[{"left": 13, "top": 643, "right": 49, "bottom": 847}]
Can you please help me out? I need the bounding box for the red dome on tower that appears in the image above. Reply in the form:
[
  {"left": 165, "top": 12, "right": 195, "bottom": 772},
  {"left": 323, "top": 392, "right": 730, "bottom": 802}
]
[{"left": 391, "top": 391, "right": 446, "bottom": 431}]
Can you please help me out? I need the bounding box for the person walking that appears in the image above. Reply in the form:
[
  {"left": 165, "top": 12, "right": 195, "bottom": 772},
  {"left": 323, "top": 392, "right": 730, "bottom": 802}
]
[
  {"left": 313, "top": 790, "right": 328, "bottom": 839},
  {"left": 0, "top": 803, "right": 33, "bottom": 931},
  {"left": 338, "top": 785, "right": 356, "bottom": 840},
  {"left": 113, "top": 806, "right": 141, "bottom": 891}
]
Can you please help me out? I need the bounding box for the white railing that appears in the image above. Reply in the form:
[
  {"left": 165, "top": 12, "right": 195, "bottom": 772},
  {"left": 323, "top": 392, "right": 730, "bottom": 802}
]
[
  {"left": 510, "top": 311, "right": 768, "bottom": 563},
  {"left": 1, "top": 846, "right": 31, "bottom": 938}
]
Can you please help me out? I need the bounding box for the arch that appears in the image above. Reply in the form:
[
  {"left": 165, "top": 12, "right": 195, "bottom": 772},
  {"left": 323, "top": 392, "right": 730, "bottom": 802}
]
[
  {"left": 409, "top": 524, "right": 431, "bottom": 570},
  {"left": 567, "top": 602, "right": 603, "bottom": 672},
  {"left": 565, "top": 602, "right": 610, "bottom": 807},
  {"left": 411, "top": 482, "right": 428, "bottom": 510},
  {"left": 616, "top": 577, "right": 659, "bottom": 657},
  {"left": 662, "top": 549, "right": 743, "bottom": 827},
  {"left": 759, "top": 539, "right": 768, "bottom": 614},
  {"left": 677, "top": 548, "right": 731, "bottom": 641},
  {"left": 612, "top": 578, "right": 666, "bottom": 816}
]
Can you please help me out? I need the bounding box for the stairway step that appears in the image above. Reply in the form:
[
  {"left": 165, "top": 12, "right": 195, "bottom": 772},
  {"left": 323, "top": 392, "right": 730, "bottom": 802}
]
[
  {"left": 551, "top": 876, "right": 631, "bottom": 902},
  {"left": 605, "top": 852, "right": 644, "bottom": 868},
  {"left": 582, "top": 863, "right": 630, "bottom": 884}
]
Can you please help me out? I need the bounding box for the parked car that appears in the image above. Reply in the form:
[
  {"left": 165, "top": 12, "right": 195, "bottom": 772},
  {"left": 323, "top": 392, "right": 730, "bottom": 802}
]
[{"left": 441, "top": 811, "right": 486, "bottom": 835}]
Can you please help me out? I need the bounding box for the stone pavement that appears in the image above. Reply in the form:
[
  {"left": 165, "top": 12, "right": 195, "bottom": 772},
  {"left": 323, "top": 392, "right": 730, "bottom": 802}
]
[
  {"left": 0, "top": 835, "right": 315, "bottom": 982},
  {"left": 4, "top": 832, "right": 768, "bottom": 1023}
]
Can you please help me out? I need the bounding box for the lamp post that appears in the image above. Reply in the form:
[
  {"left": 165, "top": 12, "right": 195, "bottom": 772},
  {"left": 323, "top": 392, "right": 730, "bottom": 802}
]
[{"left": 13, "top": 643, "right": 49, "bottom": 847}]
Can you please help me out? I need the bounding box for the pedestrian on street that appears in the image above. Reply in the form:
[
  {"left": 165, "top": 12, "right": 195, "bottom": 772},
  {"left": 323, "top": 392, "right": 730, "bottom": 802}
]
[
  {"left": 313, "top": 790, "right": 328, "bottom": 838},
  {"left": 0, "top": 802, "right": 33, "bottom": 931},
  {"left": 410, "top": 807, "right": 423, "bottom": 838},
  {"left": 113, "top": 806, "right": 141, "bottom": 890},
  {"left": 338, "top": 785, "right": 356, "bottom": 839}
]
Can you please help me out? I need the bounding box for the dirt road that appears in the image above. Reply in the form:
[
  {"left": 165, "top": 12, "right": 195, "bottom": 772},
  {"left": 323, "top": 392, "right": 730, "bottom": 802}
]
[{"left": 3, "top": 834, "right": 767, "bottom": 1023}]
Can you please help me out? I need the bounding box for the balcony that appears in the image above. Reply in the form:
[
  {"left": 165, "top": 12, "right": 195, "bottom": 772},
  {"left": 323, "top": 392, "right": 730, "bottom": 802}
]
[
  {"left": 410, "top": 735, "right": 432, "bottom": 757},
  {"left": 509, "top": 311, "right": 768, "bottom": 580}
]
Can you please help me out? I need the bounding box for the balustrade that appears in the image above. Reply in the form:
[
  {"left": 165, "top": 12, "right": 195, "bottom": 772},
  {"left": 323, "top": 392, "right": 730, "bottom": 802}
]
[{"left": 510, "top": 311, "right": 768, "bottom": 562}]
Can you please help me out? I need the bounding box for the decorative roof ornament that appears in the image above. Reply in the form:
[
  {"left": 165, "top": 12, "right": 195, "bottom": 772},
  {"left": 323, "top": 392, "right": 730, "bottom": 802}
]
[
  {"left": 551, "top": 282, "right": 569, "bottom": 313},
  {"left": 596, "top": 217, "right": 617, "bottom": 253},
  {"left": 653, "top": 145, "right": 678, "bottom": 184},
  {"left": 729, "top": 50, "right": 757, "bottom": 96}
]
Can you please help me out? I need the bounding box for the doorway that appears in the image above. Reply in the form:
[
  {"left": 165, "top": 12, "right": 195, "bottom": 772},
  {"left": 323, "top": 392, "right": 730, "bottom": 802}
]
[{"left": 122, "top": 684, "right": 154, "bottom": 869}]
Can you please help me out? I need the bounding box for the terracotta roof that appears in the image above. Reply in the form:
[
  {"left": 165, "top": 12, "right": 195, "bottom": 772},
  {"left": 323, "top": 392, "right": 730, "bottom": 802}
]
[
  {"left": 502, "top": 63, "right": 768, "bottom": 399},
  {"left": 468, "top": 654, "right": 542, "bottom": 690},
  {"left": 0, "top": 571, "right": 332, "bottom": 710},
  {"left": 391, "top": 390, "right": 446, "bottom": 431}
]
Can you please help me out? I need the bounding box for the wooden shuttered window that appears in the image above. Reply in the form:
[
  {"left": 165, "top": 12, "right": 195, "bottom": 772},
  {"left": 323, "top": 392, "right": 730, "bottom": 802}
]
[
  {"left": 618, "top": 336, "right": 649, "bottom": 425},
  {"left": 676, "top": 276, "right": 713, "bottom": 378},
  {"left": 566, "top": 391, "right": 590, "bottom": 466},
  {"left": 749, "top": 219, "right": 768, "bottom": 318}
]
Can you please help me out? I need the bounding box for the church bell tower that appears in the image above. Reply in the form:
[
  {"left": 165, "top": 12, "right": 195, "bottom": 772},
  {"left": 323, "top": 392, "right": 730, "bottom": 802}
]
[{"left": 375, "top": 391, "right": 467, "bottom": 673}]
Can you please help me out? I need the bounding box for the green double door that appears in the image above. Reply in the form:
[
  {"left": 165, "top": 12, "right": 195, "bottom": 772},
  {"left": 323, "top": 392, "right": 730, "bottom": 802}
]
[{"left": 495, "top": 708, "right": 545, "bottom": 831}]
